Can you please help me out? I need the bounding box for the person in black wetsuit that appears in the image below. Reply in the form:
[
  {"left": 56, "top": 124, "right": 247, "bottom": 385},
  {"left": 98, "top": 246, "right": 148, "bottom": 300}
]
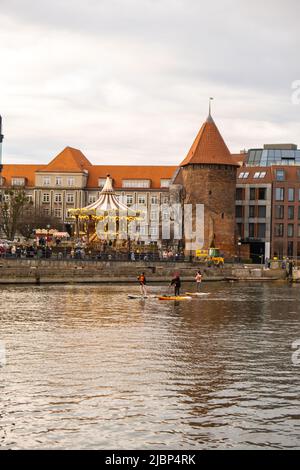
[{"left": 170, "top": 274, "right": 181, "bottom": 296}]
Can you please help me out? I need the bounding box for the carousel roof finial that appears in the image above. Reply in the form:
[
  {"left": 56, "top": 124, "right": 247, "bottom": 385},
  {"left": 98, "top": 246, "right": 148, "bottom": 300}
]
[{"left": 101, "top": 174, "right": 114, "bottom": 194}]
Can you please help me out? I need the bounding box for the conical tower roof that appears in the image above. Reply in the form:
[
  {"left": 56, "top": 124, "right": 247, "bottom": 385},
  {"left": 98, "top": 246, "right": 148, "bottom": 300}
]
[{"left": 180, "top": 114, "right": 238, "bottom": 167}]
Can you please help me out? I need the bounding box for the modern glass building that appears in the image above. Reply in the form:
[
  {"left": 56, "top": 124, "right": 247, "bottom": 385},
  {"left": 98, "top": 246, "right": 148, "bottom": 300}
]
[{"left": 246, "top": 144, "right": 300, "bottom": 167}]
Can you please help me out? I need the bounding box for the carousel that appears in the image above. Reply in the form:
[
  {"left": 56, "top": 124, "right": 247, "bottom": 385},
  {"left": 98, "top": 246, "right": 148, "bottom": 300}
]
[{"left": 68, "top": 175, "right": 141, "bottom": 254}]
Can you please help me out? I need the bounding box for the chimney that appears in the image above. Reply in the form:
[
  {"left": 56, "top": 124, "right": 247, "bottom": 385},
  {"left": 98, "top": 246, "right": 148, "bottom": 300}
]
[{"left": 0, "top": 115, "right": 3, "bottom": 173}]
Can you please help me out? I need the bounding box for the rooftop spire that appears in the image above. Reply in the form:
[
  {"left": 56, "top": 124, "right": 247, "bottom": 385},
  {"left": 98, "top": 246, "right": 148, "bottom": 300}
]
[
  {"left": 180, "top": 112, "right": 238, "bottom": 167},
  {"left": 207, "top": 97, "right": 214, "bottom": 122}
]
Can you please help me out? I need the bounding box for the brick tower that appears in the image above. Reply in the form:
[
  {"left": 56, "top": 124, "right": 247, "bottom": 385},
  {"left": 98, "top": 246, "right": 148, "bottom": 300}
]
[{"left": 180, "top": 112, "right": 238, "bottom": 258}]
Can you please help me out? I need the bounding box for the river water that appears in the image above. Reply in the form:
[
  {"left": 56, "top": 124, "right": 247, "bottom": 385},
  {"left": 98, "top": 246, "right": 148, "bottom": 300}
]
[{"left": 0, "top": 282, "right": 299, "bottom": 449}]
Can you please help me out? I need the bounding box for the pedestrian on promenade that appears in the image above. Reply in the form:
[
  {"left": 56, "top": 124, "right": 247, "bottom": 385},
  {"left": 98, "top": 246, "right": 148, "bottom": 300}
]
[
  {"left": 195, "top": 270, "right": 202, "bottom": 292},
  {"left": 170, "top": 273, "right": 181, "bottom": 296},
  {"left": 137, "top": 272, "right": 147, "bottom": 296}
]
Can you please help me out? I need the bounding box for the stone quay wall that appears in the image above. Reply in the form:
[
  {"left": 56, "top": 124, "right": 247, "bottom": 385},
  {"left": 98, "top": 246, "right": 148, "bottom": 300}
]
[{"left": 0, "top": 259, "right": 286, "bottom": 284}]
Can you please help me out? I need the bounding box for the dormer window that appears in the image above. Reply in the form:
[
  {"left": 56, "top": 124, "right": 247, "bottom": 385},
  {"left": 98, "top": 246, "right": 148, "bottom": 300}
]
[
  {"left": 122, "top": 179, "right": 150, "bottom": 188},
  {"left": 238, "top": 172, "right": 249, "bottom": 179},
  {"left": 160, "top": 179, "right": 171, "bottom": 188},
  {"left": 11, "top": 177, "right": 25, "bottom": 186},
  {"left": 98, "top": 178, "right": 106, "bottom": 188}
]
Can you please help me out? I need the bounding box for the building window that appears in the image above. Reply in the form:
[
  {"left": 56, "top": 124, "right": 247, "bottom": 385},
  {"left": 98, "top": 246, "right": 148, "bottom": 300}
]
[
  {"left": 160, "top": 179, "right": 171, "bottom": 188},
  {"left": 258, "top": 206, "right": 266, "bottom": 218},
  {"left": 122, "top": 180, "right": 150, "bottom": 188},
  {"left": 67, "top": 177, "right": 75, "bottom": 187},
  {"left": 236, "top": 188, "right": 244, "bottom": 200},
  {"left": 54, "top": 193, "right": 62, "bottom": 203},
  {"left": 236, "top": 223, "right": 243, "bottom": 238},
  {"left": 43, "top": 176, "right": 50, "bottom": 186},
  {"left": 88, "top": 195, "right": 97, "bottom": 204},
  {"left": 288, "top": 224, "right": 294, "bottom": 237},
  {"left": 275, "top": 169, "right": 285, "bottom": 181},
  {"left": 258, "top": 188, "right": 266, "bottom": 200},
  {"left": 26, "top": 194, "right": 33, "bottom": 203},
  {"left": 275, "top": 188, "right": 284, "bottom": 201},
  {"left": 238, "top": 172, "right": 249, "bottom": 179},
  {"left": 250, "top": 188, "right": 256, "bottom": 200},
  {"left": 288, "top": 206, "right": 294, "bottom": 220},
  {"left": 151, "top": 195, "right": 158, "bottom": 204},
  {"left": 43, "top": 208, "right": 50, "bottom": 216},
  {"left": 274, "top": 224, "right": 284, "bottom": 237},
  {"left": 162, "top": 196, "right": 169, "bottom": 204},
  {"left": 257, "top": 223, "right": 266, "bottom": 238},
  {"left": 54, "top": 208, "right": 62, "bottom": 218},
  {"left": 149, "top": 226, "right": 158, "bottom": 238},
  {"left": 126, "top": 195, "right": 133, "bottom": 205},
  {"left": 66, "top": 193, "right": 74, "bottom": 204},
  {"left": 254, "top": 172, "right": 266, "bottom": 179},
  {"left": 11, "top": 177, "right": 25, "bottom": 186},
  {"left": 138, "top": 195, "right": 146, "bottom": 205},
  {"left": 275, "top": 205, "right": 284, "bottom": 219},
  {"left": 55, "top": 177, "right": 62, "bottom": 186},
  {"left": 249, "top": 205, "right": 255, "bottom": 218},
  {"left": 288, "top": 188, "right": 294, "bottom": 202},
  {"left": 139, "top": 225, "right": 148, "bottom": 236},
  {"left": 150, "top": 210, "right": 158, "bottom": 221},
  {"left": 98, "top": 178, "right": 106, "bottom": 188},
  {"left": 235, "top": 206, "right": 243, "bottom": 218},
  {"left": 42, "top": 193, "right": 50, "bottom": 203},
  {"left": 287, "top": 241, "right": 294, "bottom": 257},
  {"left": 248, "top": 223, "right": 255, "bottom": 237}
]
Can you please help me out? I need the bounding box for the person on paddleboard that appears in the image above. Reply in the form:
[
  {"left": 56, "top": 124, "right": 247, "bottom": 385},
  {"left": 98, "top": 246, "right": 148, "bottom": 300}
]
[
  {"left": 170, "top": 274, "right": 181, "bottom": 296},
  {"left": 137, "top": 272, "right": 147, "bottom": 296},
  {"left": 195, "top": 270, "right": 202, "bottom": 292}
]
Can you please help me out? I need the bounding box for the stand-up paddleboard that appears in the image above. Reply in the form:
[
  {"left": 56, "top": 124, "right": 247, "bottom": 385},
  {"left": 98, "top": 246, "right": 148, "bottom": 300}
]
[
  {"left": 128, "top": 294, "right": 148, "bottom": 299},
  {"left": 158, "top": 296, "right": 192, "bottom": 301},
  {"left": 185, "top": 292, "right": 210, "bottom": 297}
]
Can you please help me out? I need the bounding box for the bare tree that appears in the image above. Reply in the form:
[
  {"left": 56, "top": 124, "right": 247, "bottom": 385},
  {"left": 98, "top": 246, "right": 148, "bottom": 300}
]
[
  {"left": 18, "top": 209, "right": 64, "bottom": 239},
  {"left": 0, "top": 189, "right": 33, "bottom": 240}
]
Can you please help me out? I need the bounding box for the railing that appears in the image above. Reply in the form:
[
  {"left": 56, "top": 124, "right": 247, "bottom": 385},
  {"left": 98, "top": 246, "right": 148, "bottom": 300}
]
[{"left": 0, "top": 251, "right": 187, "bottom": 262}]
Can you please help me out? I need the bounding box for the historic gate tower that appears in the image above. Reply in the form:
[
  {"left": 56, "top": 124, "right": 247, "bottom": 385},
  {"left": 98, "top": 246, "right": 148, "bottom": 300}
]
[{"left": 180, "top": 112, "right": 238, "bottom": 258}]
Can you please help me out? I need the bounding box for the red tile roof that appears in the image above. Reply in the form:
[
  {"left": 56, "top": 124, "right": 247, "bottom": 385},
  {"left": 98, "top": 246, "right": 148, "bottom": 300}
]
[
  {"left": 39, "top": 147, "right": 92, "bottom": 172},
  {"left": 87, "top": 166, "right": 177, "bottom": 189},
  {"left": 1, "top": 164, "right": 43, "bottom": 187},
  {"left": 180, "top": 115, "right": 239, "bottom": 167}
]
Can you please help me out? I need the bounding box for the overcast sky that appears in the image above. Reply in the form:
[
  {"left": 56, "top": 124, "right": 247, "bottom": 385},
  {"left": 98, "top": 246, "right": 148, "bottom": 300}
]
[{"left": 0, "top": 0, "right": 300, "bottom": 165}]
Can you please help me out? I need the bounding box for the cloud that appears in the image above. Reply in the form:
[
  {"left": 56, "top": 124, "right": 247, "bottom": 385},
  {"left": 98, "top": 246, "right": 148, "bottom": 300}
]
[{"left": 0, "top": 0, "right": 300, "bottom": 165}]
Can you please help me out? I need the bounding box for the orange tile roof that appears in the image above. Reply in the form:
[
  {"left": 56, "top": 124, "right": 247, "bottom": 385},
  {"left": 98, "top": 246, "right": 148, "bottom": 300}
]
[
  {"left": 1, "top": 164, "right": 43, "bottom": 187},
  {"left": 231, "top": 153, "right": 246, "bottom": 166},
  {"left": 39, "top": 146, "right": 92, "bottom": 172},
  {"left": 180, "top": 115, "right": 239, "bottom": 167},
  {"left": 87, "top": 166, "right": 177, "bottom": 189},
  {"left": 237, "top": 167, "right": 273, "bottom": 184}
]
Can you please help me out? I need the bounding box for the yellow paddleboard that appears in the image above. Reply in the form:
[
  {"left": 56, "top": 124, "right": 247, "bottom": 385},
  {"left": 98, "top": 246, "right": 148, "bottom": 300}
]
[{"left": 158, "top": 296, "right": 192, "bottom": 301}]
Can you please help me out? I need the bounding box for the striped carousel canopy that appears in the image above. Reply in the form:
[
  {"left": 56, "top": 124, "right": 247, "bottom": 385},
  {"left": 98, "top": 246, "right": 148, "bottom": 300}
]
[{"left": 69, "top": 175, "right": 138, "bottom": 218}]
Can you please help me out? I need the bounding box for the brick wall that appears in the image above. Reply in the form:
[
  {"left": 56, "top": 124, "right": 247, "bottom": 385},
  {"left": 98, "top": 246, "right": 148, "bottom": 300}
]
[{"left": 181, "top": 164, "right": 237, "bottom": 257}]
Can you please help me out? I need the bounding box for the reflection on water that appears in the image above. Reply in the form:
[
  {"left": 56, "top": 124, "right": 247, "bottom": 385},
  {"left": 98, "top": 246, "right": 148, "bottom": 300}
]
[{"left": 0, "top": 282, "right": 299, "bottom": 449}]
